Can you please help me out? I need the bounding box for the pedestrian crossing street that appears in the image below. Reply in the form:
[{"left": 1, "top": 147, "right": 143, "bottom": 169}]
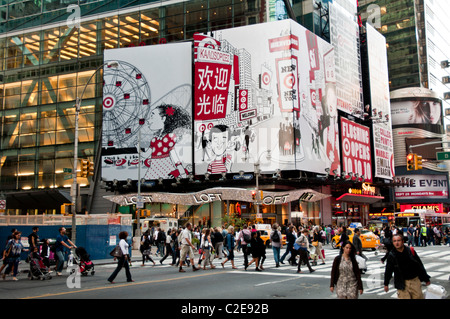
[{"left": 99, "top": 246, "right": 450, "bottom": 298}]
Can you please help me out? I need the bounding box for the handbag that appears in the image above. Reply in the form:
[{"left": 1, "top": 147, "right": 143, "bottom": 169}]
[
  {"left": 312, "top": 241, "right": 318, "bottom": 247},
  {"left": 110, "top": 245, "right": 123, "bottom": 258}
]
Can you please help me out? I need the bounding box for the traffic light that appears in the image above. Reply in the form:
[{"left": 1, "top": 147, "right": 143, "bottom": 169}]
[
  {"left": 251, "top": 190, "right": 257, "bottom": 201},
  {"left": 88, "top": 160, "right": 94, "bottom": 177},
  {"left": 80, "top": 159, "right": 89, "bottom": 177},
  {"left": 406, "top": 153, "right": 415, "bottom": 171},
  {"left": 415, "top": 154, "right": 423, "bottom": 170}
]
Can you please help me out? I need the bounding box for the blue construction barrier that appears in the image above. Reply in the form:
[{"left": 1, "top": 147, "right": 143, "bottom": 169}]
[{"left": 0, "top": 224, "right": 132, "bottom": 260}]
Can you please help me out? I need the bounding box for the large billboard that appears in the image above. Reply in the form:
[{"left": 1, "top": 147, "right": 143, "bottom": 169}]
[
  {"left": 394, "top": 174, "right": 449, "bottom": 200},
  {"left": 194, "top": 20, "right": 340, "bottom": 176},
  {"left": 329, "top": 2, "right": 364, "bottom": 118},
  {"left": 366, "top": 23, "right": 394, "bottom": 180},
  {"left": 340, "top": 118, "right": 372, "bottom": 182},
  {"left": 101, "top": 43, "right": 193, "bottom": 181}
]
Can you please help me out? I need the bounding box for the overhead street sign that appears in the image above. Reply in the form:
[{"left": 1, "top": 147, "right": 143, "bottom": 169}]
[{"left": 436, "top": 151, "right": 450, "bottom": 161}]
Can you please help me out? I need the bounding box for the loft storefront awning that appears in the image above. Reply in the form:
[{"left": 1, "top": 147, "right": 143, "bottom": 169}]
[
  {"left": 104, "top": 187, "right": 331, "bottom": 206},
  {"left": 336, "top": 193, "right": 384, "bottom": 204}
]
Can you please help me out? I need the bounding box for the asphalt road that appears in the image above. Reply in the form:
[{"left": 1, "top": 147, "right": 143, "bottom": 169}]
[{"left": 1, "top": 244, "right": 449, "bottom": 303}]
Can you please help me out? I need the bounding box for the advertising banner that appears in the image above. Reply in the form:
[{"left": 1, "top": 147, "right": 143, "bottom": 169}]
[
  {"left": 400, "top": 203, "right": 444, "bottom": 213},
  {"left": 193, "top": 20, "right": 340, "bottom": 176},
  {"left": 394, "top": 174, "right": 449, "bottom": 200},
  {"left": 340, "top": 118, "right": 372, "bottom": 182},
  {"left": 101, "top": 43, "right": 193, "bottom": 181},
  {"left": 390, "top": 99, "right": 443, "bottom": 127},
  {"left": 366, "top": 23, "right": 394, "bottom": 180},
  {"left": 329, "top": 2, "right": 364, "bottom": 118}
]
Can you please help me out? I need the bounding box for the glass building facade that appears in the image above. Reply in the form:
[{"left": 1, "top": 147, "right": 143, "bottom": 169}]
[
  {"left": 358, "top": 0, "right": 423, "bottom": 90},
  {"left": 0, "top": 0, "right": 264, "bottom": 212}
]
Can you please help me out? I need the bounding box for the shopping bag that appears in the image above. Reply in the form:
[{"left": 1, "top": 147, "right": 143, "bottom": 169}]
[{"left": 425, "top": 284, "right": 448, "bottom": 299}]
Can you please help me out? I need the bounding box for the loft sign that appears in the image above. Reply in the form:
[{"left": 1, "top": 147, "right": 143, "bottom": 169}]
[
  {"left": 262, "top": 194, "right": 289, "bottom": 205},
  {"left": 193, "top": 193, "right": 223, "bottom": 204},
  {"left": 124, "top": 195, "right": 153, "bottom": 205}
]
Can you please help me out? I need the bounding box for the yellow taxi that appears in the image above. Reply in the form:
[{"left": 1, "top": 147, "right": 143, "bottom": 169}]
[
  {"left": 258, "top": 230, "right": 286, "bottom": 248},
  {"left": 331, "top": 228, "right": 380, "bottom": 250}
]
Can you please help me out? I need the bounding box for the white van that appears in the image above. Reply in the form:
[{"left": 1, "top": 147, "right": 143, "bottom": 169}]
[{"left": 141, "top": 217, "right": 178, "bottom": 234}]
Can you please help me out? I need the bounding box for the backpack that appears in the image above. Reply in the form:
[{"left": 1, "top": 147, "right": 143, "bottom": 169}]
[
  {"left": 158, "top": 232, "right": 166, "bottom": 243},
  {"left": 243, "top": 230, "right": 251, "bottom": 243},
  {"left": 272, "top": 230, "right": 280, "bottom": 243}
]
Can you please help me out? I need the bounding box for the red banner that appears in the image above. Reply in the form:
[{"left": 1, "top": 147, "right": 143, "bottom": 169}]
[
  {"left": 341, "top": 118, "right": 372, "bottom": 182},
  {"left": 400, "top": 204, "right": 445, "bottom": 213},
  {"left": 194, "top": 61, "right": 232, "bottom": 121}
]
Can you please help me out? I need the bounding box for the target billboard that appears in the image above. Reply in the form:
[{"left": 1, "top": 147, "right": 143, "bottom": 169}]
[
  {"left": 340, "top": 118, "right": 372, "bottom": 182},
  {"left": 194, "top": 20, "right": 340, "bottom": 176},
  {"left": 101, "top": 43, "right": 193, "bottom": 181}
]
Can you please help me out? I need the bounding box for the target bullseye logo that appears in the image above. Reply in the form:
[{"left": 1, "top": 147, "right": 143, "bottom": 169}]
[
  {"left": 103, "top": 95, "right": 116, "bottom": 110},
  {"left": 262, "top": 72, "right": 271, "bottom": 86},
  {"left": 284, "top": 73, "right": 295, "bottom": 89}
]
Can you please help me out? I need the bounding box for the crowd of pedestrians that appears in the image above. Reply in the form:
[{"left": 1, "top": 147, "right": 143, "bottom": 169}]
[{"left": 0, "top": 221, "right": 442, "bottom": 300}]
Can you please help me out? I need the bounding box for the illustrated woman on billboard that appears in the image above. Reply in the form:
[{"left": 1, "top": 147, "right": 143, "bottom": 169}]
[{"left": 142, "top": 104, "right": 192, "bottom": 179}]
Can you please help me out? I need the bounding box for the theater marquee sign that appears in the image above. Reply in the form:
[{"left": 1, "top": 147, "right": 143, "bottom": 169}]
[{"left": 104, "top": 187, "right": 330, "bottom": 206}]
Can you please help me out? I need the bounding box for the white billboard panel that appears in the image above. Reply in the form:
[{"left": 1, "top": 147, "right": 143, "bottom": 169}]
[
  {"left": 366, "top": 23, "right": 394, "bottom": 180},
  {"left": 329, "top": 2, "right": 364, "bottom": 118},
  {"left": 101, "top": 43, "right": 193, "bottom": 181},
  {"left": 194, "top": 20, "right": 340, "bottom": 176}
]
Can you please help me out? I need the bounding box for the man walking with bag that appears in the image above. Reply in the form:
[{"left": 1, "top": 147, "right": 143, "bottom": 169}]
[
  {"left": 384, "top": 233, "right": 430, "bottom": 299},
  {"left": 179, "top": 223, "right": 200, "bottom": 272}
]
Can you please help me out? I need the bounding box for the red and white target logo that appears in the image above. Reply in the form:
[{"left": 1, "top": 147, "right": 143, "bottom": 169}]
[
  {"left": 103, "top": 95, "right": 116, "bottom": 110},
  {"left": 310, "top": 89, "right": 317, "bottom": 106},
  {"left": 199, "top": 123, "right": 214, "bottom": 132},
  {"left": 239, "top": 90, "right": 248, "bottom": 112},
  {"left": 283, "top": 73, "right": 295, "bottom": 89},
  {"left": 262, "top": 72, "right": 271, "bottom": 86}
]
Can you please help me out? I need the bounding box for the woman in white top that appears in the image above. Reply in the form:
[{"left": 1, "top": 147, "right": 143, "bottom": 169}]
[{"left": 108, "top": 231, "right": 134, "bottom": 284}]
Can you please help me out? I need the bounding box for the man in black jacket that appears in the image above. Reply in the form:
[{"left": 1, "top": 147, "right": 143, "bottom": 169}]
[{"left": 384, "top": 233, "right": 430, "bottom": 299}]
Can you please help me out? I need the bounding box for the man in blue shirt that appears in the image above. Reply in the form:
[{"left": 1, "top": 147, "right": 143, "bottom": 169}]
[
  {"left": 407, "top": 224, "right": 415, "bottom": 247},
  {"left": 55, "top": 227, "right": 76, "bottom": 276}
]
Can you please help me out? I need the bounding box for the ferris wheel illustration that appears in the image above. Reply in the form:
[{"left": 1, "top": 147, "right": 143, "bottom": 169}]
[{"left": 102, "top": 60, "right": 151, "bottom": 149}]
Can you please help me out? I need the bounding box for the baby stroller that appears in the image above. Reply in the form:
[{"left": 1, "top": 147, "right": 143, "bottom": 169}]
[
  {"left": 73, "top": 247, "right": 95, "bottom": 276},
  {"left": 308, "top": 245, "right": 318, "bottom": 266},
  {"left": 28, "top": 252, "right": 52, "bottom": 281}
]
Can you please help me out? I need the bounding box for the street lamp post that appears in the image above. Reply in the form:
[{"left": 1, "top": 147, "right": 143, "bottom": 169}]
[
  {"left": 254, "top": 150, "right": 271, "bottom": 218},
  {"left": 71, "top": 60, "right": 119, "bottom": 244}
]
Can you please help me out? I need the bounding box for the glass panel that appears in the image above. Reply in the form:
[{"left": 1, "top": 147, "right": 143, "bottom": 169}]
[
  {"left": 78, "top": 127, "right": 95, "bottom": 142},
  {"left": 59, "top": 86, "right": 76, "bottom": 101},
  {"left": 4, "top": 95, "right": 21, "bottom": 109},
  {"left": 19, "top": 134, "right": 36, "bottom": 147},
  {"left": 141, "top": 8, "right": 159, "bottom": 43},
  {"left": 39, "top": 132, "right": 56, "bottom": 146}
]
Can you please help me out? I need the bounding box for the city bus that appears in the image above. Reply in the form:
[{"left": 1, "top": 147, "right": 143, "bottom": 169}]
[{"left": 394, "top": 209, "right": 450, "bottom": 233}]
